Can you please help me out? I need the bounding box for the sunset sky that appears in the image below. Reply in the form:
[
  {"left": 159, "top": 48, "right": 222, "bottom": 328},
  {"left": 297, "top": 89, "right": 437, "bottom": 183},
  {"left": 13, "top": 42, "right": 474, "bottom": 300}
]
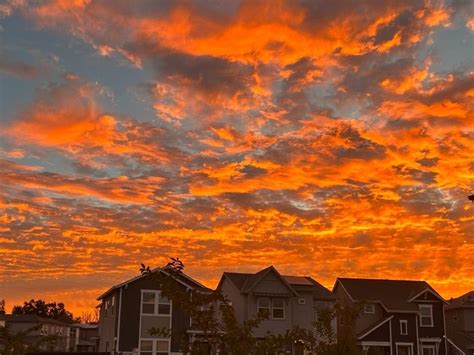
[{"left": 0, "top": 0, "right": 473, "bottom": 317}]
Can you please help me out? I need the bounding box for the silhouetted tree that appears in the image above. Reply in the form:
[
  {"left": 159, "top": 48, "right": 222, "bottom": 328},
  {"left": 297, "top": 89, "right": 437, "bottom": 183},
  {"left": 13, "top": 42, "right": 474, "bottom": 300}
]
[
  {"left": 0, "top": 299, "right": 5, "bottom": 315},
  {"left": 12, "top": 299, "right": 78, "bottom": 324},
  {"left": 0, "top": 324, "right": 58, "bottom": 355},
  {"left": 141, "top": 258, "right": 364, "bottom": 354}
]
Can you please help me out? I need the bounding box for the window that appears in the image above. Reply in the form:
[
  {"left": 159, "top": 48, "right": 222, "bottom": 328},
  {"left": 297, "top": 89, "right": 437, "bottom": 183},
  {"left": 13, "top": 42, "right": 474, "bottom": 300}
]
[
  {"left": 397, "top": 345, "right": 412, "bottom": 355},
  {"left": 419, "top": 304, "right": 433, "bottom": 327},
  {"left": 140, "top": 340, "right": 153, "bottom": 355},
  {"left": 111, "top": 296, "right": 115, "bottom": 315},
  {"left": 156, "top": 340, "right": 169, "bottom": 355},
  {"left": 453, "top": 311, "right": 457, "bottom": 323},
  {"left": 142, "top": 292, "right": 156, "bottom": 314},
  {"left": 421, "top": 345, "right": 435, "bottom": 355},
  {"left": 298, "top": 298, "right": 306, "bottom": 305},
  {"left": 140, "top": 339, "right": 169, "bottom": 355},
  {"left": 364, "top": 303, "right": 375, "bottom": 314},
  {"left": 257, "top": 297, "right": 270, "bottom": 316},
  {"left": 141, "top": 291, "right": 171, "bottom": 316},
  {"left": 272, "top": 298, "right": 285, "bottom": 319},
  {"left": 400, "top": 320, "right": 408, "bottom": 335},
  {"left": 158, "top": 292, "right": 171, "bottom": 315}
]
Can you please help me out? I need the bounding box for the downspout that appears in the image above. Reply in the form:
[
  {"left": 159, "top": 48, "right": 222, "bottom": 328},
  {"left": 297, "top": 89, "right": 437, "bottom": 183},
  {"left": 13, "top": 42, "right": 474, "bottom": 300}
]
[
  {"left": 442, "top": 303, "right": 447, "bottom": 355},
  {"left": 389, "top": 318, "right": 393, "bottom": 355},
  {"left": 416, "top": 314, "right": 420, "bottom": 355},
  {"left": 117, "top": 288, "right": 123, "bottom": 354}
]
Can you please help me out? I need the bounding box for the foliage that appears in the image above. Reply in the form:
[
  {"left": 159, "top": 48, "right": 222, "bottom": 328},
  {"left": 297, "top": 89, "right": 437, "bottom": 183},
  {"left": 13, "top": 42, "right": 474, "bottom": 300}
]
[
  {"left": 0, "top": 324, "right": 58, "bottom": 355},
  {"left": 0, "top": 299, "right": 5, "bottom": 315},
  {"left": 12, "top": 299, "right": 79, "bottom": 324},
  {"left": 140, "top": 259, "right": 364, "bottom": 355}
]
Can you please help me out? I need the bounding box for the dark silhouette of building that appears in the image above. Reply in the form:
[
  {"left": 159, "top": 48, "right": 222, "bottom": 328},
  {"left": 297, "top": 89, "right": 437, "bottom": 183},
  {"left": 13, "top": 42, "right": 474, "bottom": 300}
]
[
  {"left": 97, "top": 266, "right": 212, "bottom": 354},
  {"left": 446, "top": 291, "right": 474, "bottom": 355},
  {"left": 334, "top": 278, "right": 451, "bottom": 355}
]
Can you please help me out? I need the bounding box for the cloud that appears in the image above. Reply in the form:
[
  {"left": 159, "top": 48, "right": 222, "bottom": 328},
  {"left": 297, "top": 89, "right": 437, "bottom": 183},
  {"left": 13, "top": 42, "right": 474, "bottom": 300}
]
[{"left": 1, "top": 0, "right": 473, "bottom": 316}]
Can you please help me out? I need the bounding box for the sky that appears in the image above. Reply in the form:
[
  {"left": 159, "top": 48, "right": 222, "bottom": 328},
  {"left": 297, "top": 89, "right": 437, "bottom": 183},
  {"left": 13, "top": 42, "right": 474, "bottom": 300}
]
[{"left": 0, "top": 0, "right": 473, "bottom": 317}]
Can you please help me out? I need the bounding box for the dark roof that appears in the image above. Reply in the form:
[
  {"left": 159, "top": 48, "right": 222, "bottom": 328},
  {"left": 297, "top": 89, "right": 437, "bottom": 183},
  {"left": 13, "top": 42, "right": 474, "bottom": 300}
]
[
  {"left": 447, "top": 291, "right": 474, "bottom": 310},
  {"left": 97, "top": 266, "right": 212, "bottom": 300},
  {"left": 0, "top": 314, "right": 70, "bottom": 326},
  {"left": 283, "top": 275, "right": 335, "bottom": 300},
  {"left": 336, "top": 278, "right": 445, "bottom": 312},
  {"left": 222, "top": 266, "right": 334, "bottom": 299}
]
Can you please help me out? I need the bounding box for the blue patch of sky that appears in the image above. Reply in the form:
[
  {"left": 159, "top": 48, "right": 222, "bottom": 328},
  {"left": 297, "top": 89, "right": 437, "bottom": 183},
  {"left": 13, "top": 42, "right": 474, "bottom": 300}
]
[
  {"left": 429, "top": 19, "right": 474, "bottom": 75},
  {"left": 1, "top": 13, "right": 157, "bottom": 124}
]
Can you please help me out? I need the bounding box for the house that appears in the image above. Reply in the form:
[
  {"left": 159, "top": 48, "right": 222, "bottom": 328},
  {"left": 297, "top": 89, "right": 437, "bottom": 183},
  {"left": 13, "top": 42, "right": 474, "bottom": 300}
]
[
  {"left": 97, "top": 265, "right": 212, "bottom": 355},
  {"left": 334, "top": 278, "right": 451, "bottom": 355},
  {"left": 446, "top": 291, "right": 474, "bottom": 355},
  {"left": 217, "top": 265, "right": 336, "bottom": 354},
  {"left": 69, "top": 322, "right": 100, "bottom": 352},
  {"left": 0, "top": 314, "right": 72, "bottom": 351}
]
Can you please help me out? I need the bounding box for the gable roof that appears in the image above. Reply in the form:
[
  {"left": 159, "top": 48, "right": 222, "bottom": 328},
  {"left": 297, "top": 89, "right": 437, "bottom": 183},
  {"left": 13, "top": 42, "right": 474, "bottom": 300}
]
[
  {"left": 447, "top": 291, "right": 474, "bottom": 310},
  {"left": 97, "top": 266, "right": 212, "bottom": 300},
  {"left": 0, "top": 314, "right": 71, "bottom": 326},
  {"left": 220, "top": 266, "right": 333, "bottom": 299},
  {"left": 335, "top": 278, "right": 445, "bottom": 312},
  {"left": 282, "top": 275, "right": 335, "bottom": 300}
]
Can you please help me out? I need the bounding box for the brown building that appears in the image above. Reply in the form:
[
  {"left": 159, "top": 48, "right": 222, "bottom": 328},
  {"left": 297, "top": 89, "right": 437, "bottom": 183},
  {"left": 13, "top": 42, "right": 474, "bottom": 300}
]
[
  {"left": 0, "top": 314, "right": 72, "bottom": 352},
  {"left": 97, "top": 266, "right": 212, "bottom": 354},
  {"left": 334, "top": 278, "right": 452, "bottom": 355},
  {"left": 446, "top": 291, "right": 474, "bottom": 355}
]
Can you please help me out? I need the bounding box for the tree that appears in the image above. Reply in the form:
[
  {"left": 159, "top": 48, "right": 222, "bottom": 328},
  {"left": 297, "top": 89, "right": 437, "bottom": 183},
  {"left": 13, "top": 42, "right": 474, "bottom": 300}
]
[
  {"left": 12, "top": 299, "right": 78, "bottom": 324},
  {"left": 79, "top": 308, "right": 99, "bottom": 324},
  {"left": 142, "top": 261, "right": 288, "bottom": 354},
  {"left": 0, "top": 299, "right": 5, "bottom": 315},
  {"left": 0, "top": 324, "right": 58, "bottom": 355},
  {"left": 141, "top": 259, "right": 364, "bottom": 354}
]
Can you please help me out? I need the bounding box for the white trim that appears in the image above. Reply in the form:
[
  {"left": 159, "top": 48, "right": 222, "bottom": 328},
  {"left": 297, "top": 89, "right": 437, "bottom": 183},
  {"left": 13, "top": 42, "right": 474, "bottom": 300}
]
[
  {"left": 420, "top": 344, "right": 436, "bottom": 355},
  {"left": 396, "top": 342, "right": 414, "bottom": 355},
  {"left": 400, "top": 320, "right": 408, "bottom": 335},
  {"left": 335, "top": 279, "right": 356, "bottom": 302},
  {"left": 360, "top": 341, "right": 391, "bottom": 346},
  {"left": 141, "top": 289, "right": 171, "bottom": 317},
  {"left": 446, "top": 337, "right": 466, "bottom": 355},
  {"left": 390, "top": 318, "right": 393, "bottom": 355},
  {"left": 364, "top": 303, "right": 376, "bottom": 314},
  {"left": 117, "top": 287, "right": 122, "bottom": 352},
  {"left": 272, "top": 298, "right": 285, "bottom": 320},
  {"left": 139, "top": 338, "right": 171, "bottom": 355},
  {"left": 358, "top": 316, "right": 394, "bottom": 340},
  {"left": 408, "top": 288, "right": 446, "bottom": 303},
  {"left": 418, "top": 304, "right": 434, "bottom": 327},
  {"left": 416, "top": 314, "right": 420, "bottom": 355}
]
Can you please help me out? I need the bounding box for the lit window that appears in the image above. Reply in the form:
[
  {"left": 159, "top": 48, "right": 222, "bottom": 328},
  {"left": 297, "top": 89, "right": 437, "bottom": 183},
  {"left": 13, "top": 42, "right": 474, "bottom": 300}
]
[
  {"left": 364, "top": 303, "right": 375, "bottom": 314},
  {"left": 272, "top": 298, "right": 285, "bottom": 320},
  {"left": 419, "top": 304, "right": 433, "bottom": 327},
  {"left": 257, "top": 297, "right": 270, "bottom": 316},
  {"left": 400, "top": 320, "right": 408, "bottom": 335}
]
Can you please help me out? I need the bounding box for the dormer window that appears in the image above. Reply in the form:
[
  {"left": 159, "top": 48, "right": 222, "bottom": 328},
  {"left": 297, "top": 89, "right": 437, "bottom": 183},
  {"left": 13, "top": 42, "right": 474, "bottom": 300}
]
[
  {"left": 419, "top": 304, "right": 433, "bottom": 327},
  {"left": 364, "top": 303, "right": 375, "bottom": 314}
]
